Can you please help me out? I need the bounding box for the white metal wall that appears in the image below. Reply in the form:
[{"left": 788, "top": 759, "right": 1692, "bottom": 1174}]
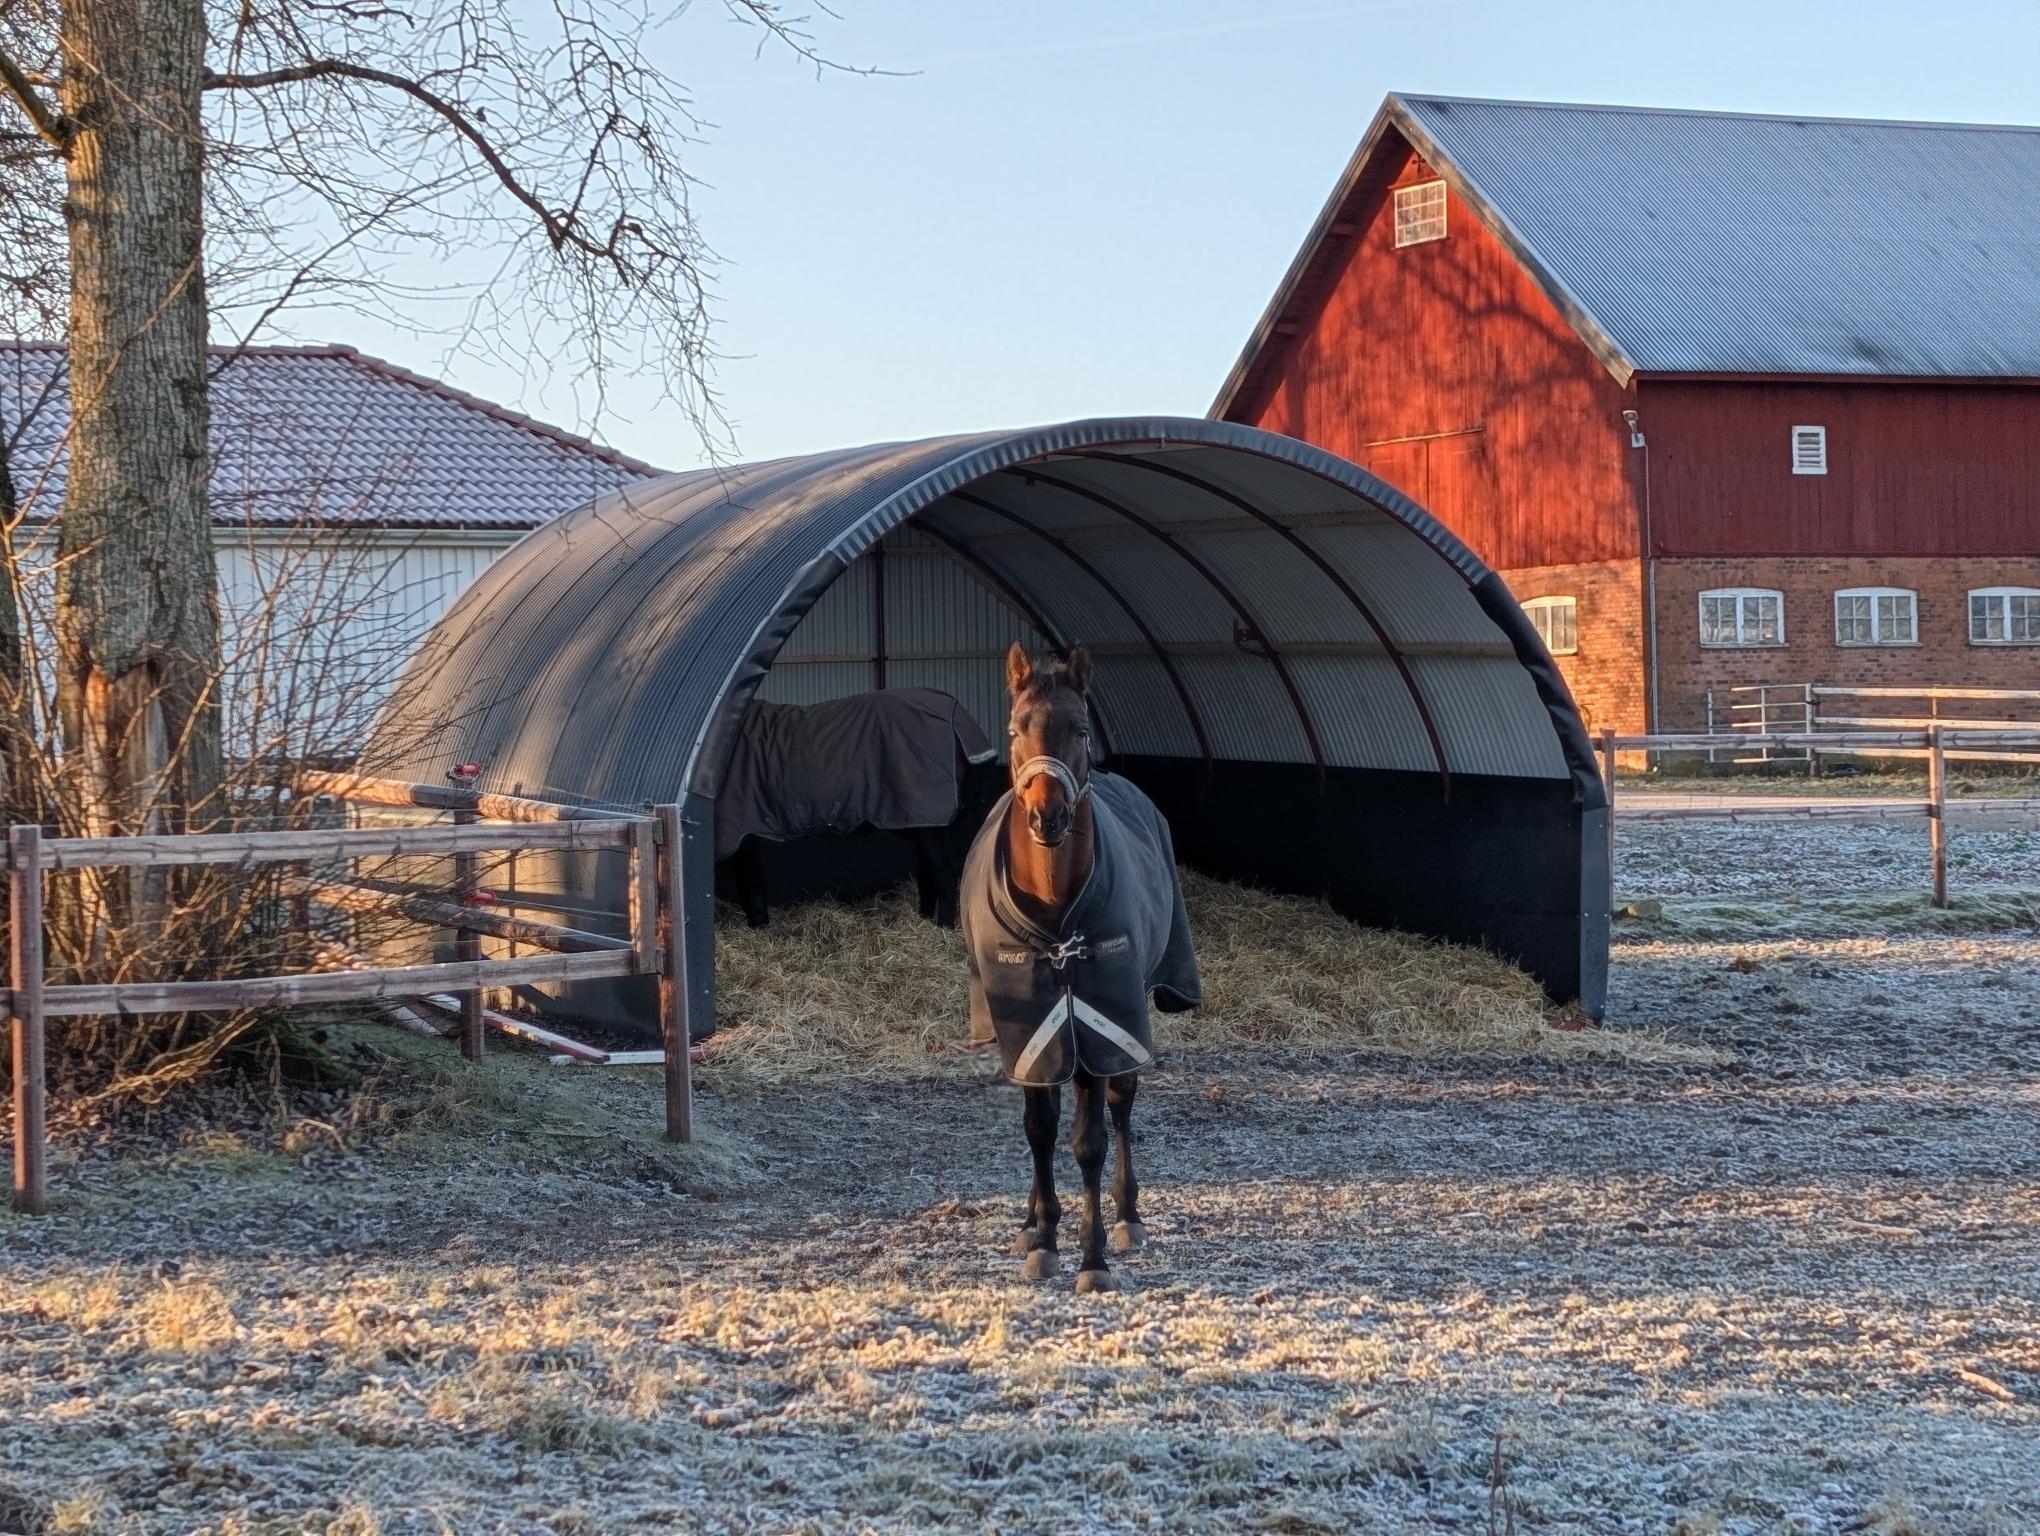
[
  {"left": 214, "top": 530, "right": 520, "bottom": 752},
  {"left": 756, "top": 526, "right": 1048, "bottom": 739}
]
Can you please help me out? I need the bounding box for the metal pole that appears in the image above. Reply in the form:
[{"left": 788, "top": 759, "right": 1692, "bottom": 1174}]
[
  {"left": 1927, "top": 723, "right": 1949, "bottom": 909},
  {"left": 656, "top": 803, "right": 695, "bottom": 1142},
  {"left": 1599, "top": 726, "right": 1617, "bottom": 906},
  {"left": 11, "top": 824, "right": 48, "bottom": 1215}
]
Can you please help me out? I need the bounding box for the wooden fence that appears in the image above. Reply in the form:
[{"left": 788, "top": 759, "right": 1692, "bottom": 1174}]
[
  {"left": 1600, "top": 726, "right": 2040, "bottom": 911},
  {"left": 1706, "top": 684, "right": 2040, "bottom": 766},
  {"left": 8, "top": 774, "right": 697, "bottom": 1216}
]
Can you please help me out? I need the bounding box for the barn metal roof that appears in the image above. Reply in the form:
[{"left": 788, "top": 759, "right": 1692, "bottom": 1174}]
[
  {"left": 0, "top": 341, "right": 658, "bottom": 530},
  {"left": 1215, "top": 94, "right": 2040, "bottom": 410},
  {"left": 369, "top": 418, "right": 1601, "bottom": 810}
]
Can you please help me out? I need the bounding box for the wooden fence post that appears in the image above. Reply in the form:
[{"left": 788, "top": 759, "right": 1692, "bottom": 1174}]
[
  {"left": 656, "top": 803, "right": 695, "bottom": 1143},
  {"left": 10, "top": 824, "right": 47, "bottom": 1216},
  {"left": 1805, "top": 683, "right": 1823, "bottom": 778},
  {"left": 628, "top": 819, "right": 658, "bottom": 973},
  {"left": 1927, "top": 723, "right": 1949, "bottom": 909},
  {"left": 451, "top": 767, "right": 484, "bottom": 1061}
]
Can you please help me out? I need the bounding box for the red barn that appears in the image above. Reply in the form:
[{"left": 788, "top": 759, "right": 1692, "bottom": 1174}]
[{"left": 1213, "top": 95, "right": 2040, "bottom": 733}]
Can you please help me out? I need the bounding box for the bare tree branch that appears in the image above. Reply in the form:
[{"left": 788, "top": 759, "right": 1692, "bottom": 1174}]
[
  {"left": 204, "top": 59, "right": 593, "bottom": 253},
  {"left": 0, "top": 42, "right": 67, "bottom": 148}
]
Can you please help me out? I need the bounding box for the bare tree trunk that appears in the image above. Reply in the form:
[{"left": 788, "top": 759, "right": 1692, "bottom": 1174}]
[
  {"left": 54, "top": 0, "right": 221, "bottom": 856},
  {"left": 0, "top": 433, "right": 29, "bottom": 827}
]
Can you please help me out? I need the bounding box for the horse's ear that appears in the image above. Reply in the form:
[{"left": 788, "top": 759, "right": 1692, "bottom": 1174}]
[
  {"left": 1005, "top": 642, "right": 1034, "bottom": 698},
  {"left": 1065, "top": 644, "right": 1093, "bottom": 697}
]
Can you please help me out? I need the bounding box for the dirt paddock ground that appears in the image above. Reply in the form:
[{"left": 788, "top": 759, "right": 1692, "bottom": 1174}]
[{"left": 2, "top": 819, "right": 2036, "bottom": 1534}]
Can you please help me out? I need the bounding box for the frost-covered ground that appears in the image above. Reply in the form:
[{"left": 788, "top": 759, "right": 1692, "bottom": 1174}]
[{"left": 1, "top": 815, "right": 2035, "bottom": 1535}]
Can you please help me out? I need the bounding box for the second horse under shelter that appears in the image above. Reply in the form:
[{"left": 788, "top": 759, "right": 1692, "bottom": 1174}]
[{"left": 364, "top": 417, "right": 1610, "bottom": 1041}]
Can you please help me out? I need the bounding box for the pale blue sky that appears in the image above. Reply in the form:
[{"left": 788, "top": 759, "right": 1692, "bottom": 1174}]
[{"left": 309, "top": 0, "right": 2040, "bottom": 470}]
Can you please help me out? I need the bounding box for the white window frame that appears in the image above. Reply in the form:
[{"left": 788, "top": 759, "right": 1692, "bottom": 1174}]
[
  {"left": 1699, "top": 587, "right": 1786, "bottom": 649},
  {"left": 1833, "top": 587, "right": 1917, "bottom": 647},
  {"left": 1521, "top": 595, "right": 1578, "bottom": 656},
  {"left": 1393, "top": 181, "right": 1448, "bottom": 248},
  {"left": 1792, "top": 425, "right": 1828, "bottom": 475},
  {"left": 1968, "top": 586, "right": 2040, "bottom": 646}
]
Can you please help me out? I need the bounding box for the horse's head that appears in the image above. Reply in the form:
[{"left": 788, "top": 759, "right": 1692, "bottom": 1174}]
[{"left": 1005, "top": 641, "right": 1094, "bottom": 848}]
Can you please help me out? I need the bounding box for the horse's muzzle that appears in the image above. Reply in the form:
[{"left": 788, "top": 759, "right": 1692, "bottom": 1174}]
[{"left": 1028, "top": 802, "right": 1072, "bottom": 847}]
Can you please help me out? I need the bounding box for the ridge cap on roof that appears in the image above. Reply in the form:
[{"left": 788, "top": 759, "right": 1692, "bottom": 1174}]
[
  {"left": 0, "top": 338, "right": 363, "bottom": 356},
  {"left": 1394, "top": 91, "right": 2040, "bottom": 136},
  {"left": 332, "top": 348, "right": 663, "bottom": 479}
]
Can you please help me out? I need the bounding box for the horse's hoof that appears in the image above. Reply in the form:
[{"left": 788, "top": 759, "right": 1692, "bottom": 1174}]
[
  {"left": 1109, "top": 1221, "right": 1146, "bottom": 1252},
  {"left": 1013, "top": 1226, "right": 1040, "bottom": 1256},
  {"left": 1021, "top": 1249, "right": 1059, "bottom": 1281},
  {"left": 1074, "top": 1268, "right": 1113, "bottom": 1294}
]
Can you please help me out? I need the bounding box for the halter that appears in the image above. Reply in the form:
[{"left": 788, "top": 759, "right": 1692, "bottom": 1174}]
[{"left": 1013, "top": 754, "right": 1092, "bottom": 805}]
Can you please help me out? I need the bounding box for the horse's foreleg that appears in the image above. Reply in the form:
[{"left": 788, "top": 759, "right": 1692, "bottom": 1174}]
[
  {"left": 1070, "top": 1072, "right": 1112, "bottom": 1291},
  {"left": 1019, "top": 1085, "right": 1061, "bottom": 1280},
  {"left": 910, "top": 828, "right": 950, "bottom": 925},
  {"left": 733, "top": 837, "right": 770, "bottom": 929},
  {"left": 1105, "top": 1073, "right": 1144, "bottom": 1250}
]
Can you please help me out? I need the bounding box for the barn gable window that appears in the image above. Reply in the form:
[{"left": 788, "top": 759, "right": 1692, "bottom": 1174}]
[
  {"left": 1393, "top": 181, "right": 1448, "bottom": 247},
  {"left": 1968, "top": 586, "right": 2040, "bottom": 645},
  {"left": 1522, "top": 595, "right": 1578, "bottom": 656},
  {"left": 1791, "top": 425, "right": 1828, "bottom": 475},
  {"left": 1699, "top": 588, "right": 1784, "bottom": 648},
  {"left": 1834, "top": 587, "right": 1916, "bottom": 646}
]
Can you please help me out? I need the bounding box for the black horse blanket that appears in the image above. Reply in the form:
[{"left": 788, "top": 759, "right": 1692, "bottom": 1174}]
[
  {"left": 961, "top": 772, "right": 1201, "bottom": 1086},
  {"left": 715, "top": 688, "right": 996, "bottom": 861}
]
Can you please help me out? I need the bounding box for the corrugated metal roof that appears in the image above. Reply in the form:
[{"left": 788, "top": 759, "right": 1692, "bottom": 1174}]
[
  {"left": 0, "top": 341, "right": 659, "bottom": 529},
  {"left": 368, "top": 418, "right": 1601, "bottom": 807},
  {"left": 1215, "top": 93, "right": 2040, "bottom": 410}
]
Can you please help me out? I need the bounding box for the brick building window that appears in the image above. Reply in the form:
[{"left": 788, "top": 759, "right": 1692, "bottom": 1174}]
[
  {"left": 1968, "top": 587, "right": 2040, "bottom": 645},
  {"left": 1393, "top": 181, "right": 1447, "bottom": 247},
  {"left": 1834, "top": 587, "right": 1916, "bottom": 646},
  {"left": 1522, "top": 596, "right": 1577, "bottom": 655},
  {"left": 1699, "top": 588, "right": 1784, "bottom": 648}
]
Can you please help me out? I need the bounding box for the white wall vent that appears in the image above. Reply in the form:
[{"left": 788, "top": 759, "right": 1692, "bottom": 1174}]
[
  {"left": 1393, "top": 182, "right": 1448, "bottom": 248},
  {"left": 1791, "top": 425, "right": 1828, "bottom": 475}
]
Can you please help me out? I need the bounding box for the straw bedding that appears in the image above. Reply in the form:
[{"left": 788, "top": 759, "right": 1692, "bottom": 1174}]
[{"left": 705, "top": 871, "right": 1724, "bottom": 1080}]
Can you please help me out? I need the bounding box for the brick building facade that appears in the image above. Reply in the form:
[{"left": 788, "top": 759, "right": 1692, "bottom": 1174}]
[{"left": 1213, "top": 95, "right": 2040, "bottom": 735}]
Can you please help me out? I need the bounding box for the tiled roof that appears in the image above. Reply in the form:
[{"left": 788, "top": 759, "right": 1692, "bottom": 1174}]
[
  {"left": 1215, "top": 94, "right": 2040, "bottom": 413},
  {"left": 0, "top": 341, "right": 662, "bottom": 529}
]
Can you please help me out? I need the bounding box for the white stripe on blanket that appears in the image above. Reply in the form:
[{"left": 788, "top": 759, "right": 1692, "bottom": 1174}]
[
  {"left": 1073, "top": 997, "right": 1153, "bottom": 1066},
  {"left": 1014, "top": 994, "right": 1072, "bottom": 1078}
]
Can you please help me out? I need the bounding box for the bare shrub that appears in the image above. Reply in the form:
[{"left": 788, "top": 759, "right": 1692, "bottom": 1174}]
[{"left": 0, "top": 373, "right": 493, "bottom": 1106}]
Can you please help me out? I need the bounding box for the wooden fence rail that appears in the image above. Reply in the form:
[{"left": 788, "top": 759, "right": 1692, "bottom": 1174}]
[
  {"left": 1602, "top": 726, "right": 2040, "bottom": 911},
  {"left": 8, "top": 772, "right": 696, "bottom": 1215}
]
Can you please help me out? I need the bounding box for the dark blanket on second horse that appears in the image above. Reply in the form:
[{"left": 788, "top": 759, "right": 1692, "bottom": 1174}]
[
  {"left": 715, "top": 688, "right": 997, "bottom": 861},
  {"left": 961, "top": 771, "right": 1202, "bottom": 1087}
]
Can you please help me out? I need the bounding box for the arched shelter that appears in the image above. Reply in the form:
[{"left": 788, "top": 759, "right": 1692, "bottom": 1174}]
[{"left": 369, "top": 418, "right": 1609, "bottom": 1035}]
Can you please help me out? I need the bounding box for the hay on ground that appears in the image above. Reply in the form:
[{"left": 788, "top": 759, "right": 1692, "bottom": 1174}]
[{"left": 705, "top": 871, "right": 1725, "bottom": 1081}]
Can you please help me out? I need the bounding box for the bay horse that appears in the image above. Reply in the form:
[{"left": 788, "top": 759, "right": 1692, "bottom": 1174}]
[{"left": 962, "top": 642, "right": 1201, "bottom": 1292}]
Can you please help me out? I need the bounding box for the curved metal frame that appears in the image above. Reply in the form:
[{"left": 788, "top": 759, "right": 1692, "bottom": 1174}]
[
  {"left": 906, "top": 516, "right": 1120, "bottom": 762},
  {"left": 1067, "top": 450, "right": 1453, "bottom": 798},
  {"left": 947, "top": 489, "right": 1215, "bottom": 769},
  {"left": 1002, "top": 466, "right": 1328, "bottom": 786}
]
